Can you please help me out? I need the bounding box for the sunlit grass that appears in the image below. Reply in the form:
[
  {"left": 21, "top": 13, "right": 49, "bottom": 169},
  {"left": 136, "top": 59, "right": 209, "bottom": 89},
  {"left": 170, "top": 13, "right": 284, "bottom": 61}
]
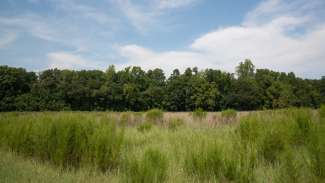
[{"left": 0, "top": 108, "right": 324, "bottom": 182}]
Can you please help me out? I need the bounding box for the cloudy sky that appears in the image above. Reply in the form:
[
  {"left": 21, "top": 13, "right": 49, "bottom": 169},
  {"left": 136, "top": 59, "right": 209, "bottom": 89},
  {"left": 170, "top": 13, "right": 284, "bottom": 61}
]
[{"left": 0, "top": 0, "right": 324, "bottom": 78}]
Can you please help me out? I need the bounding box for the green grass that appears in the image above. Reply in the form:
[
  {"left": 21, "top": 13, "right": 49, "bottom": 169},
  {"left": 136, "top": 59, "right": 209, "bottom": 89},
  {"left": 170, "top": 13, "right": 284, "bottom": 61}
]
[
  {"left": 0, "top": 113, "right": 124, "bottom": 172},
  {"left": 145, "top": 109, "right": 164, "bottom": 123},
  {"left": 0, "top": 108, "right": 324, "bottom": 182},
  {"left": 167, "top": 118, "right": 184, "bottom": 131},
  {"left": 319, "top": 104, "right": 325, "bottom": 119},
  {"left": 0, "top": 150, "right": 117, "bottom": 183},
  {"left": 192, "top": 108, "right": 207, "bottom": 120},
  {"left": 221, "top": 109, "right": 237, "bottom": 120},
  {"left": 137, "top": 121, "right": 153, "bottom": 133},
  {"left": 123, "top": 148, "right": 168, "bottom": 183}
]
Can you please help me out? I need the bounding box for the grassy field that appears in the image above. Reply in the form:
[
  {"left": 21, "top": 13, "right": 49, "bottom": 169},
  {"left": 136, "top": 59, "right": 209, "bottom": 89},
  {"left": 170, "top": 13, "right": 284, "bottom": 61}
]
[{"left": 0, "top": 108, "right": 325, "bottom": 183}]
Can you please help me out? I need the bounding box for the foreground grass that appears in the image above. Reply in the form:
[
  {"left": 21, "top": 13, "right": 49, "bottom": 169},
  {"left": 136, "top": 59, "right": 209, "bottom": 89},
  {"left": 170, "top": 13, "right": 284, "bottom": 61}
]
[
  {"left": 0, "top": 150, "right": 118, "bottom": 183},
  {"left": 0, "top": 108, "right": 325, "bottom": 182}
]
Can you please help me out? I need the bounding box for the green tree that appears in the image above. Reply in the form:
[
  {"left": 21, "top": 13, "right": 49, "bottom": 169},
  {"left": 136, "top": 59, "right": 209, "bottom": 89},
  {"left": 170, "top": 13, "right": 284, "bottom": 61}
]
[
  {"left": 0, "top": 66, "right": 37, "bottom": 111},
  {"left": 236, "top": 59, "right": 255, "bottom": 79}
]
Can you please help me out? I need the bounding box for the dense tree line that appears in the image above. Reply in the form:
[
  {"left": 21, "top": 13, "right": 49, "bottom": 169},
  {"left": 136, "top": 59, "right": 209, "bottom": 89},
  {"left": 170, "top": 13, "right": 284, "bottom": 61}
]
[{"left": 0, "top": 60, "right": 324, "bottom": 111}]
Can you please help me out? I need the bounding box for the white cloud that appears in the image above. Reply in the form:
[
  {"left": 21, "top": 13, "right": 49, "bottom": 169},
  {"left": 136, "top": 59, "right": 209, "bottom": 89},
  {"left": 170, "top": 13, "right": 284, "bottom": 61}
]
[
  {"left": 48, "top": 52, "right": 90, "bottom": 70},
  {"left": 118, "top": 45, "right": 210, "bottom": 73},
  {"left": 0, "top": 14, "right": 71, "bottom": 43},
  {"left": 55, "top": 0, "right": 117, "bottom": 25},
  {"left": 0, "top": 32, "right": 17, "bottom": 48},
  {"left": 156, "top": 0, "right": 197, "bottom": 9},
  {"left": 118, "top": 0, "right": 325, "bottom": 78},
  {"left": 117, "top": 0, "right": 153, "bottom": 32},
  {"left": 0, "top": 0, "right": 120, "bottom": 54},
  {"left": 117, "top": 0, "right": 198, "bottom": 32}
]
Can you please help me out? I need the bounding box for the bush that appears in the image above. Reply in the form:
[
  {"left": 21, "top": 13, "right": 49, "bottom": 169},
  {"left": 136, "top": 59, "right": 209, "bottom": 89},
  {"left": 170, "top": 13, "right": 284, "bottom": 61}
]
[
  {"left": 192, "top": 108, "right": 207, "bottom": 120},
  {"left": 146, "top": 109, "right": 163, "bottom": 123},
  {"left": 137, "top": 122, "right": 153, "bottom": 133},
  {"left": 123, "top": 149, "right": 168, "bottom": 183},
  {"left": 167, "top": 118, "right": 184, "bottom": 131},
  {"left": 221, "top": 109, "right": 237, "bottom": 119}
]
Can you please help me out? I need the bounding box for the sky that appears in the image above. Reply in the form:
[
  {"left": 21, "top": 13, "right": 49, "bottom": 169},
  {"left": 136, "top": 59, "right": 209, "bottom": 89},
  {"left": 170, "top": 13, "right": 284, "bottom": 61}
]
[{"left": 0, "top": 0, "right": 324, "bottom": 78}]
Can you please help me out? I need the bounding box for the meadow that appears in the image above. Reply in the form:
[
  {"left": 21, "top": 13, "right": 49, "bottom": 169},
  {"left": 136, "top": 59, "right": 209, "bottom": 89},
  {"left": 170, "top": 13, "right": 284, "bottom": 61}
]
[{"left": 0, "top": 107, "right": 325, "bottom": 183}]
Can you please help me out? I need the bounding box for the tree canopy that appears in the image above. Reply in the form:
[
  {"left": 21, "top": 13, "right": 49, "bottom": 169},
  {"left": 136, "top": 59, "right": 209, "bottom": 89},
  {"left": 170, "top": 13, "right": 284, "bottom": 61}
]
[{"left": 0, "top": 61, "right": 324, "bottom": 111}]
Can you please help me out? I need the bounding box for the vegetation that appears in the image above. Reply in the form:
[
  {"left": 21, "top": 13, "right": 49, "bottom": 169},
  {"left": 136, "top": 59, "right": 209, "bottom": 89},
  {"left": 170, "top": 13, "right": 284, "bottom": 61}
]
[
  {"left": 0, "top": 108, "right": 325, "bottom": 182},
  {"left": 123, "top": 148, "right": 168, "bottom": 183},
  {"left": 137, "top": 122, "right": 153, "bottom": 133},
  {"left": 0, "top": 113, "right": 124, "bottom": 172},
  {"left": 192, "top": 108, "right": 207, "bottom": 120},
  {"left": 1, "top": 60, "right": 324, "bottom": 112},
  {"left": 145, "top": 109, "right": 164, "bottom": 123},
  {"left": 167, "top": 118, "right": 184, "bottom": 131},
  {"left": 221, "top": 109, "right": 237, "bottom": 123},
  {"left": 319, "top": 104, "right": 325, "bottom": 119}
]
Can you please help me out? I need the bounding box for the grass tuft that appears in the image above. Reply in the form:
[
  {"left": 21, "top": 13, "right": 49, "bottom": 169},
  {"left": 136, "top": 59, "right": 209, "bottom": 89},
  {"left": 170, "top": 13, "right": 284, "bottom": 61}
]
[
  {"left": 192, "top": 108, "right": 207, "bottom": 120},
  {"left": 221, "top": 109, "right": 237, "bottom": 121},
  {"left": 146, "top": 109, "right": 163, "bottom": 123},
  {"left": 123, "top": 148, "right": 168, "bottom": 183},
  {"left": 137, "top": 122, "right": 153, "bottom": 133},
  {"left": 167, "top": 118, "right": 184, "bottom": 131}
]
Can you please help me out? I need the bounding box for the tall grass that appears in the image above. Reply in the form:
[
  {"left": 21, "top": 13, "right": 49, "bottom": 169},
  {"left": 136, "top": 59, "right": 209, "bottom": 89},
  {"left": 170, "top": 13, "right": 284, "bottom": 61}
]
[
  {"left": 123, "top": 148, "right": 168, "bottom": 183},
  {"left": 137, "top": 121, "right": 153, "bottom": 133},
  {"left": 192, "top": 108, "right": 207, "bottom": 120},
  {"left": 307, "top": 122, "right": 325, "bottom": 180},
  {"left": 167, "top": 118, "right": 184, "bottom": 131},
  {"left": 319, "top": 104, "right": 325, "bottom": 120},
  {"left": 1, "top": 108, "right": 324, "bottom": 182},
  {"left": 0, "top": 113, "right": 124, "bottom": 172},
  {"left": 221, "top": 109, "right": 237, "bottom": 122},
  {"left": 184, "top": 142, "right": 224, "bottom": 181},
  {"left": 145, "top": 109, "right": 163, "bottom": 123}
]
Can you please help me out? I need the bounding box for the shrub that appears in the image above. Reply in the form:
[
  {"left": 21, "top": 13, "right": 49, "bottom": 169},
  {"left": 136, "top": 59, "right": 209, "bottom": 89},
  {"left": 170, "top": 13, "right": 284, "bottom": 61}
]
[
  {"left": 192, "top": 108, "right": 207, "bottom": 120},
  {"left": 167, "top": 118, "right": 184, "bottom": 131},
  {"left": 221, "top": 109, "right": 237, "bottom": 119},
  {"left": 146, "top": 109, "right": 163, "bottom": 123},
  {"left": 123, "top": 149, "right": 168, "bottom": 183},
  {"left": 137, "top": 122, "right": 153, "bottom": 133}
]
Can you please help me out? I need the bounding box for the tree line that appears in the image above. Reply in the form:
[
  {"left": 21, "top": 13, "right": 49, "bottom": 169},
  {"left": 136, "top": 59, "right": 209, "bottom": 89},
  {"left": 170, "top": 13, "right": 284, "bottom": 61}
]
[{"left": 0, "top": 60, "right": 324, "bottom": 112}]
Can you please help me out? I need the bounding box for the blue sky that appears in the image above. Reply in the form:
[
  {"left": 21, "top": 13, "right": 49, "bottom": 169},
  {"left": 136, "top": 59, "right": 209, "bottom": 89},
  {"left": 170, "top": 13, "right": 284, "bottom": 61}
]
[{"left": 0, "top": 0, "right": 324, "bottom": 78}]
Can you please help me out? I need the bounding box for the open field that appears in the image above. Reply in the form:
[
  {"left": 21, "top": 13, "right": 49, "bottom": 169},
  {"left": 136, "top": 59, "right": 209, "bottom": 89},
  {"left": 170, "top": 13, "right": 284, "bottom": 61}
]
[{"left": 0, "top": 108, "right": 325, "bottom": 183}]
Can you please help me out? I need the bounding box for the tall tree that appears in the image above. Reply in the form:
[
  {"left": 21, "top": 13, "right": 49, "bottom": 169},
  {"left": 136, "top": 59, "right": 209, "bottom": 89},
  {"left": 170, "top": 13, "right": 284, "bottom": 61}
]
[
  {"left": 0, "top": 66, "right": 36, "bottom": 111},
  {"left": 236, "top": 59, "right": 255, "bottom": 79}
]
